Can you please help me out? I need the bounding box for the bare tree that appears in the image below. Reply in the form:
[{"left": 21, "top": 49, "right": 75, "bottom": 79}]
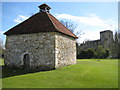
[
  {"left": 60, "top": 20, "right": 84, "bottom": 40},
  {"left": 60, "top": 20, "right": 77, "bottom": 33}
]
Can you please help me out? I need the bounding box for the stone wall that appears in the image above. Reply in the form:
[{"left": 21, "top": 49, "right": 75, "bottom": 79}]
[
  {"left": 4, "top": 32, "right": 56, "bottom": 70},
  {"left": 55, "top": 33, "right": 76, "bottom": 68},
  {"left": 4, "top": 32, "right": 77, "bottom": 70}
]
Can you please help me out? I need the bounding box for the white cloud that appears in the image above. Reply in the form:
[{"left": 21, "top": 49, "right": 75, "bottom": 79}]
[
  {"left": 55, "top": 13, "right": 113, "bottom": 29},
  {"left": 14, "top": 15, "right": 29, "bottom": 23}
]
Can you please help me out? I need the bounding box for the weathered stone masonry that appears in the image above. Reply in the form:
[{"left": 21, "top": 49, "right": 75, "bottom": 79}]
[
  {"left": 55, "top": 33, "right": 76, "bottom": 68},
  {"left": 5, "top": 32, "right": 55, "bottom": 70},
  {"left": 4, "top": 32, "right": 76, "bottom": 70}
]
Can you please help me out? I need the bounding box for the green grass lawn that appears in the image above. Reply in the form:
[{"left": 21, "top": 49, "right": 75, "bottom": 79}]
[{"left": 1, "top": 59, "right": 118, "bottom": 88}]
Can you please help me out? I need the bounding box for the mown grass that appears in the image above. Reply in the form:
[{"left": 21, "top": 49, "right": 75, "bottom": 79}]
[{"left": 1, "top": 59, "right": 118, "bottom": 88}]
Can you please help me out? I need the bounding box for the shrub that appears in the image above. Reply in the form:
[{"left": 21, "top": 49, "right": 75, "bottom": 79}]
[
  {"left": 77, "top": 48, "right": 96, "bottom": 59},
  {"left": 95, "top": 46, "right": 109, "bottom": 59},
  {"left": 77, "top": 46, "right": 110, "bottom": 59}
]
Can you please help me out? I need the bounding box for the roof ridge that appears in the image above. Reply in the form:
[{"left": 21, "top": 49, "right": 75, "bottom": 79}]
[{"left": 46, "top": 12, "right": 58, "bottom": 32}]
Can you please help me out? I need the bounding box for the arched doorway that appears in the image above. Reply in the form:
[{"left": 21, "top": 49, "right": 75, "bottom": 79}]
[{"left": 23, "top": 54, "right": 30, "bottom": 69}]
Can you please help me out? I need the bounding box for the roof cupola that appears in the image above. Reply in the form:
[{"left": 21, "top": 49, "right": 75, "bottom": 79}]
[{"left": 38, "top": 3, "right": 51, "bottom": 13}]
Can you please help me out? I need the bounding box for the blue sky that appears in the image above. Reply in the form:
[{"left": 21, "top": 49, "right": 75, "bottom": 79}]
[{"left": 1, "top": 2, "right": 118, "bottom": 44}]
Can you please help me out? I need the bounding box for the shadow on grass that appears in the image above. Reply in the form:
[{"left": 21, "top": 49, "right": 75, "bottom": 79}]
[{"left": 1, "top": 65, "right": 50, "bottom": 79}]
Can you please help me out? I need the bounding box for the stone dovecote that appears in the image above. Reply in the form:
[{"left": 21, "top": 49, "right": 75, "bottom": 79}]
[{"left": 4, "top": 4, "right": 77, "bottom": 70}]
